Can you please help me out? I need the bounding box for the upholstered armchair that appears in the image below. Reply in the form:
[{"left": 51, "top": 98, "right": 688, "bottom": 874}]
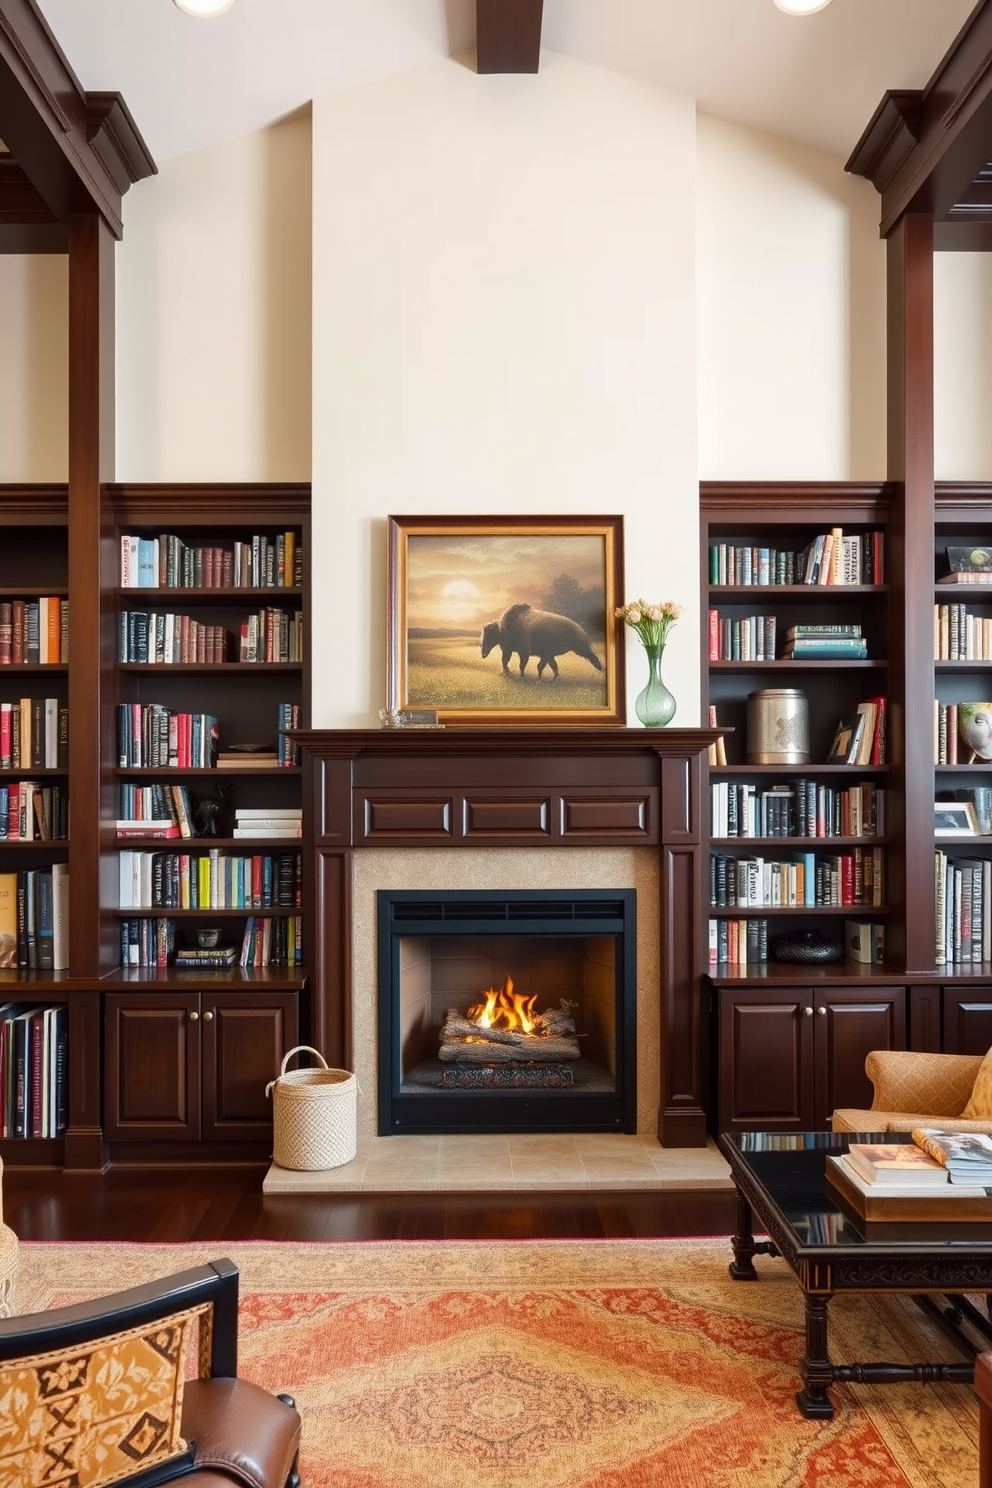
[
  {"left": 832, "top": 1049, "right": 992, "bottom": 1135},
  {"left": 0, "top": 1256, "right": 301, "bottom": 1488}
]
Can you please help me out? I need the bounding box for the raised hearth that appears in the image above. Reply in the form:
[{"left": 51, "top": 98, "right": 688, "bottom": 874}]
[{"left": 295, "top": 727, "right": 715, "bottom": 1147}]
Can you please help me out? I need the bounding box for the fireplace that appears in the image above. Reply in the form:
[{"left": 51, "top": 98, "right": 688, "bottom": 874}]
[
  {"left": 295, "top": 727, "right": 714, "bottom": 1147},
  {"left": 378, "top": 888, "right": 636, "bottom": 1133}
]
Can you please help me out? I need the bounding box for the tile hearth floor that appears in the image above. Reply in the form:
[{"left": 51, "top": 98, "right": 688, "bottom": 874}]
[{"left": 262, "top": 1132, "right": 733, "bottom": 1194}]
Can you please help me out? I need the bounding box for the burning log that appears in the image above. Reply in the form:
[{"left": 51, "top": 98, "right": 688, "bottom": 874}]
[
  {"left": 438, "top": 1035, "right": 581, "bottom": 1064},
  {"left": 439, "top": 987, "right": 582, "bottom": 1064},
  {"left": 441, "top": 1012, "right": 524, "bottom": 1045}
]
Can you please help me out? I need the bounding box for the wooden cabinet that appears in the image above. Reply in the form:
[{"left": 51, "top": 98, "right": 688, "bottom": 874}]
[
  {"left": 716, "top": 982, "right": 906, "bottom": 1133},
  {"left": 104, "top": 988, "right": 298, "bottom": 1142},
  {"left": 941, "top": 987, "right": 992, "bottom": 1055}
]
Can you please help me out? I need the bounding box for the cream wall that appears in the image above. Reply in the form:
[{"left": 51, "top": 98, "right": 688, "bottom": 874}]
[
  {"left": 115, "top": 111, "right": 312, "bottom": 483},
  {"left": 935, "top": 253, "right": 992, "bottom": 480},
  {"left": 0, "top": 256, "right": 67, "bottom": 482},
  {"left": 696, "top": 112, "right": 887, "bottom": 480},
  {"left": 312, "top": 54, "right": 699, "bottom": 725}
]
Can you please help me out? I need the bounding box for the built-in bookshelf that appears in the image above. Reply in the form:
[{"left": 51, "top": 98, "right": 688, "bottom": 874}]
[
  {"left": 701, "top": 486, "right": 891, "bottom": 977},
  {"left": 0, "top": 490, "right": 72, "bottom": 1163},
  {"left": 933, "top": 490, "right": 992, "bottom": 968}
]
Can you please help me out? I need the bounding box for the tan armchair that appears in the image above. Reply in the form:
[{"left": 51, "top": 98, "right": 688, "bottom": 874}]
[{"left": 832, "top": 1049, "right": 992, "bottom": 1134}]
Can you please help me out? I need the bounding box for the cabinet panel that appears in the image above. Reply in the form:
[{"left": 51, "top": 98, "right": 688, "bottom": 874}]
[
  {"left": 201, "top": 993, "right": 299, "bottom": 1140},
  {"left": 718, "top": 990, "right": 814, "bottom": 1132},
  {"left": 942, "top": 988, "right": 992, "bottom": 1054},
  {"left": 813, "top": 986, "right": 905, "bottom": 1127},
  {"left": 104, "top": 993, "right": 200, "bottom": 1140}
]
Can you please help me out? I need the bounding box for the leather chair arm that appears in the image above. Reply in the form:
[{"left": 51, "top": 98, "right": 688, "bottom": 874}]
[{"left": 181, "top": 1377, "right": 301, "bottom": 1488}]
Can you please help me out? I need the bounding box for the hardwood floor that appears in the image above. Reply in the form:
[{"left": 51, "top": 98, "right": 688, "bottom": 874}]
[{"left": 3, "top": 1167, "right": 737, "bottom": 1242}]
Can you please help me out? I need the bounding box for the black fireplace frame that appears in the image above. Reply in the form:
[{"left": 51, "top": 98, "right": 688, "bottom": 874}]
[{"left": 377, "top": 888, "right": 637, "bottom": 1135}]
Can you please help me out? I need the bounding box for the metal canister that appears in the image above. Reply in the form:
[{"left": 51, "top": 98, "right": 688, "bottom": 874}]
[{"left": 747, "top": 688, "right": 810, "bottom": 765}]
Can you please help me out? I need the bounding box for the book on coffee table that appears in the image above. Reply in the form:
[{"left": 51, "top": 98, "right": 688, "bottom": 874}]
[
  {"left": 825, "top": 1155, "right": 992, "bottom": 1223},
  {"left": 844, "top": 1142, "right": 948, "bottom": 1186}
]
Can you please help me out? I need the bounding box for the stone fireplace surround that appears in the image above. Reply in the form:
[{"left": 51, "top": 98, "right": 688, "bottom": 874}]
[
  {"left": 295, "top": 727, "right": 714, "bottom": 1149},
  {"left": 294, "top": 726, "right": 713, "bottom": 1142}
]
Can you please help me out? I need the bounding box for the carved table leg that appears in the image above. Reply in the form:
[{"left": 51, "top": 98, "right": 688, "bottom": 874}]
[
  {"left": 729, "top": 1189, "right": 758, "bottom": 1280},
  {"left": 797, "top": 1294, "right": 835, "bottom": 1419}
]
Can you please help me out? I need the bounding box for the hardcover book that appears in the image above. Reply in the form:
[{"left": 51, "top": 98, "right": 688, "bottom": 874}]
[{"left": 843, "top": 1142, "right": 948, "bottom": 1185}]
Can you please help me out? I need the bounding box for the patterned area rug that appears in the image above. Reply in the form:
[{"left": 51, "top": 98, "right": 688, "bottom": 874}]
[{"left": 16, "top": 1238, "right": 981, "bottom": 1488}]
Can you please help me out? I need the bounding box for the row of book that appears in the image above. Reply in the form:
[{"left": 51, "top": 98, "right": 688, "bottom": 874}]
[
  {"left": 0, "top": 782, "right": 67, "bottom": 841},
  {"left": 117, "top": 706, "right": 219, "bottom": 769},
  {"left": 936, "top": 702, "right": 970, "bottom": 764},
  {"left": 117, "top": 849, "right": 301, "bottom": 910},
  {"left": 708, "top": 530, "right": 885, "bottom": 588},
  {"left": 119, "top": 914, "right": 302, "bottom": 967},
  {"left": 0, "top": 867, "right": 68, "bottom": 970},
  {"left": 116, "top": 609, "right": 305, "bottom": 666},
  {"left": 0, "top": 1003, "right": 67, "bottom": 1138},
  {"left": 710, "top": 847, "right": 885, "bottom": 907},
  {"left": 708, "top": 613, "right": 777, "bottom": 661},
  {"left": 118, "top": 782, "right": 197, "bottom": 837},
  {"left": 120, "top": 532, "right": 302, "bottom": 590},
  {"left": 707, "top": 918, "right": 768, "bottom": 965},
  {"left": 934, "top": 603, "right": 992, "bottom": 661},
  {"left": 0, "top": 598, "right": 68, "bottom": 665},
  {"left": 119, "top": 612, "right": 232, "bottom": 665},
  {"left": 934, "top": 850, "right": 992, "bottom": 964},
  {"left": 710, "top": 780, "right": 885, "bottom": 840},
  {"left": 826, "top": 698, "right": 887, "bottom": 765},
  {"left": 0, "top": 698, "right": 68, "bottom": 770}
]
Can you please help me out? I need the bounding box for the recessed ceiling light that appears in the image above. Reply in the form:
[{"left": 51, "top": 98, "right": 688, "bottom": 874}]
[
  {"left": 773, "top": 0, "right": 832, "bottom": 13},
  {"left": 173, "top": 0, "right": 235, "bottom": 16}
]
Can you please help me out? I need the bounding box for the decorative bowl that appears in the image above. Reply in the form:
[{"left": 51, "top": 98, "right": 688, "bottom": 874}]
[
  {"left": 771, "top": 930, "right": 843, "bottom": 964},
  {"left": 959, "top": 702, "right": 992, "bottom": 761}
]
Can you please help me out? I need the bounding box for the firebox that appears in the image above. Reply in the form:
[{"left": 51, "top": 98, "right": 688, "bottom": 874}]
[{"left": 377, "top": 889, "right": 636, "bottom": 1134}]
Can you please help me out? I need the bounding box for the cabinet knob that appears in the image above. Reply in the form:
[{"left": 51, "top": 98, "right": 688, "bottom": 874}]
[
  {"left": 803, "top": 1006, "right": 813, "bottom": 1017},
  {"left": 817, "top": 1006, "right": 827, "bottom": 1017},
  {"left": 202, "top": 1010, "right": 214, "bottom": 1022},
  {"left": 189, "top": 1011, "right": 199, "bottom": 1022}
]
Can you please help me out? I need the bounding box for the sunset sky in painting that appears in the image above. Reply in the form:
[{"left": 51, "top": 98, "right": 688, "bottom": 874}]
[{"left": 405, "top": 532, "right": 606, "bottom": 631}]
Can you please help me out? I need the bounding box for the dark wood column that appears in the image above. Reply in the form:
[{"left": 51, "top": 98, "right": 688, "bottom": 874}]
[
  {"left": 887, "top": 212, "right": 935, "bottom": 973},
  {"left": 65, "top": 211, "right": 115, "bottom": 1168}
]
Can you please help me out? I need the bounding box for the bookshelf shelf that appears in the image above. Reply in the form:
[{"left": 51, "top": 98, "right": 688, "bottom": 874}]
[
  {"left": 112, "top": 835, "right": 300, "bottom": 849},
  {"left": 113, "top": 767, "right": 303, "bottom": 777},
  {"left": 708, "top": 904, "right": 892, "bottom": 917},
  {"left": 709, "top": 585, "right": 887, "bottom": 597},
  {"left": 709, "top": 660, "right": 888, "bottom": 672},
  {"left": 113, "top": 586, "right": 304, "bottom": 600},
  {"left": 711, "top": 835, "right": 889, "bottom": 847},
  {"left": 710, "top": 764, "right": 889, "bottom": 776},
  {"left": 116, "top": 663, "right": 303, "bottom": 675},
  {"left": 111, "top": 906, "right": 301, "bottom": 919},
  {"left": 0, "top": 664, "right": 68, "bottom": 674}
]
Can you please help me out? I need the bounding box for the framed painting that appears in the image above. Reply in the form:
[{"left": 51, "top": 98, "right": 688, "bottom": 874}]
[{"left": 387, "top": 515, "right": 626, "bottom": 726}]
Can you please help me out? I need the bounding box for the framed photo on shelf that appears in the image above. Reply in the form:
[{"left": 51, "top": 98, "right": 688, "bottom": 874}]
[
  {"left": 934, "top": 801, "right": 980, "bottom": 838},
  {"left": 387, "top": 515, "right": 625, "bottom": 726}
]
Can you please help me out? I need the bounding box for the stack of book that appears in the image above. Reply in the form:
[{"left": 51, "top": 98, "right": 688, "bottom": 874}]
[
  {"left": 174, "top": 943, "right": 238, "bottom": 970},
  {"left": 233, "top": 808, "right": 302, "bottom": 840},
  {"left": 217, "top": 748, "right": 280, "bottom": 770},
  {"left": 937, "top": 545, "right": 992, "bottom": 586},
  {"left": 825, "top": 1131, "right": 992, "bottom": 1221},
  {"left": 781, "top": 624, "right": 868, "bottom": 660}
]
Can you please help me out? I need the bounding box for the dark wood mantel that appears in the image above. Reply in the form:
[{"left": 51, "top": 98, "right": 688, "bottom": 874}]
[{"left": 295, "top": 726, "right": 718, "bottom": 1147}]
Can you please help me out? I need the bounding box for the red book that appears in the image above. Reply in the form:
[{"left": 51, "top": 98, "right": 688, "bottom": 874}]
[
  {"left": 11, "top": 601, "right": 24, "bottom": 664},
  {"left": 0, "top": 602, "right": 11, "bottom": 665},
  {"left": 708, "top": 609, "right": 719, "bottom": 661}
]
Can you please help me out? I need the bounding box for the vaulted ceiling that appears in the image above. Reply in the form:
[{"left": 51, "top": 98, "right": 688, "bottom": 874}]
[{"left": 32, "top": 0, "right": 975, "bottom": 165}]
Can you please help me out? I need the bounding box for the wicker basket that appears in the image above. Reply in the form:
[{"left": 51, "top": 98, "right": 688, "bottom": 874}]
[{"left": 265, "top": 1046, "right": 358, "bottom": 1171}]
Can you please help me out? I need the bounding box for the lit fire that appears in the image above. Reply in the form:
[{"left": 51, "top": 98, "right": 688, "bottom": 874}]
[{"left": 467, "top": 976, "right": 539, "bottom": 1035}]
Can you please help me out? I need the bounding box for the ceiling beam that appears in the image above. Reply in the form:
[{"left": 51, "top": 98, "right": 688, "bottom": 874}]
[
  {"left": 0, "top": 153, "right": 66, "bottom": 250},
  {"left": 476, "top": 0, "right": 544, "bottom": 74},
  {"left": 0, "top": 0, "right": 155, "bottom": 240},
  {"left": 847, "top": 1, "right": 992, "bottom": 239}
]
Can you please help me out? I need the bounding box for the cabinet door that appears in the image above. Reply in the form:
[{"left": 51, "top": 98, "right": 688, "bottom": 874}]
[
  {"left": 200, "top": 992, "right": 299, "bottom": 1141},
  {"left": 942, "top": 988, "right": 992, "bottom": 1054},
  {"left": 105, "top": 993, "right": 200, "bottom": 1141},
  {"left": 812, "top": 986, "right": 906, "bottom": 1128},
  {"left": 718, "top": 989, "right": 815, "bottom": 1133}
]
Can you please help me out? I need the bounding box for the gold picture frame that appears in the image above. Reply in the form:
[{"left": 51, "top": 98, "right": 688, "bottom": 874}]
[{"left": 387, "top": 515, "right": 626, "bottom": 726}]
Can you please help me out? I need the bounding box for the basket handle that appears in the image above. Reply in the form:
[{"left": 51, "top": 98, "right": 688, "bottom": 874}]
[{"left": 279, "top": 1045, "right": 329, "bottom": 1076}]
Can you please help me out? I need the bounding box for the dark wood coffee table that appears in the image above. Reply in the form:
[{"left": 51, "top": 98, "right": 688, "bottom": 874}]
[{"left": 719, "top": 1130, "right": 992, "bottom": 1418}]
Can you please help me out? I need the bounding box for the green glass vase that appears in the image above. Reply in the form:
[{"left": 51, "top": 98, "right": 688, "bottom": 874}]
[{"left": 634, "top": 644, "right": 676, "bottom": 727}]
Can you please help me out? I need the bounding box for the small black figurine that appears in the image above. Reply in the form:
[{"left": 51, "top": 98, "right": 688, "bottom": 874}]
[{"left": 194, "top": 781, "right": 234, "bottom": 837}]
